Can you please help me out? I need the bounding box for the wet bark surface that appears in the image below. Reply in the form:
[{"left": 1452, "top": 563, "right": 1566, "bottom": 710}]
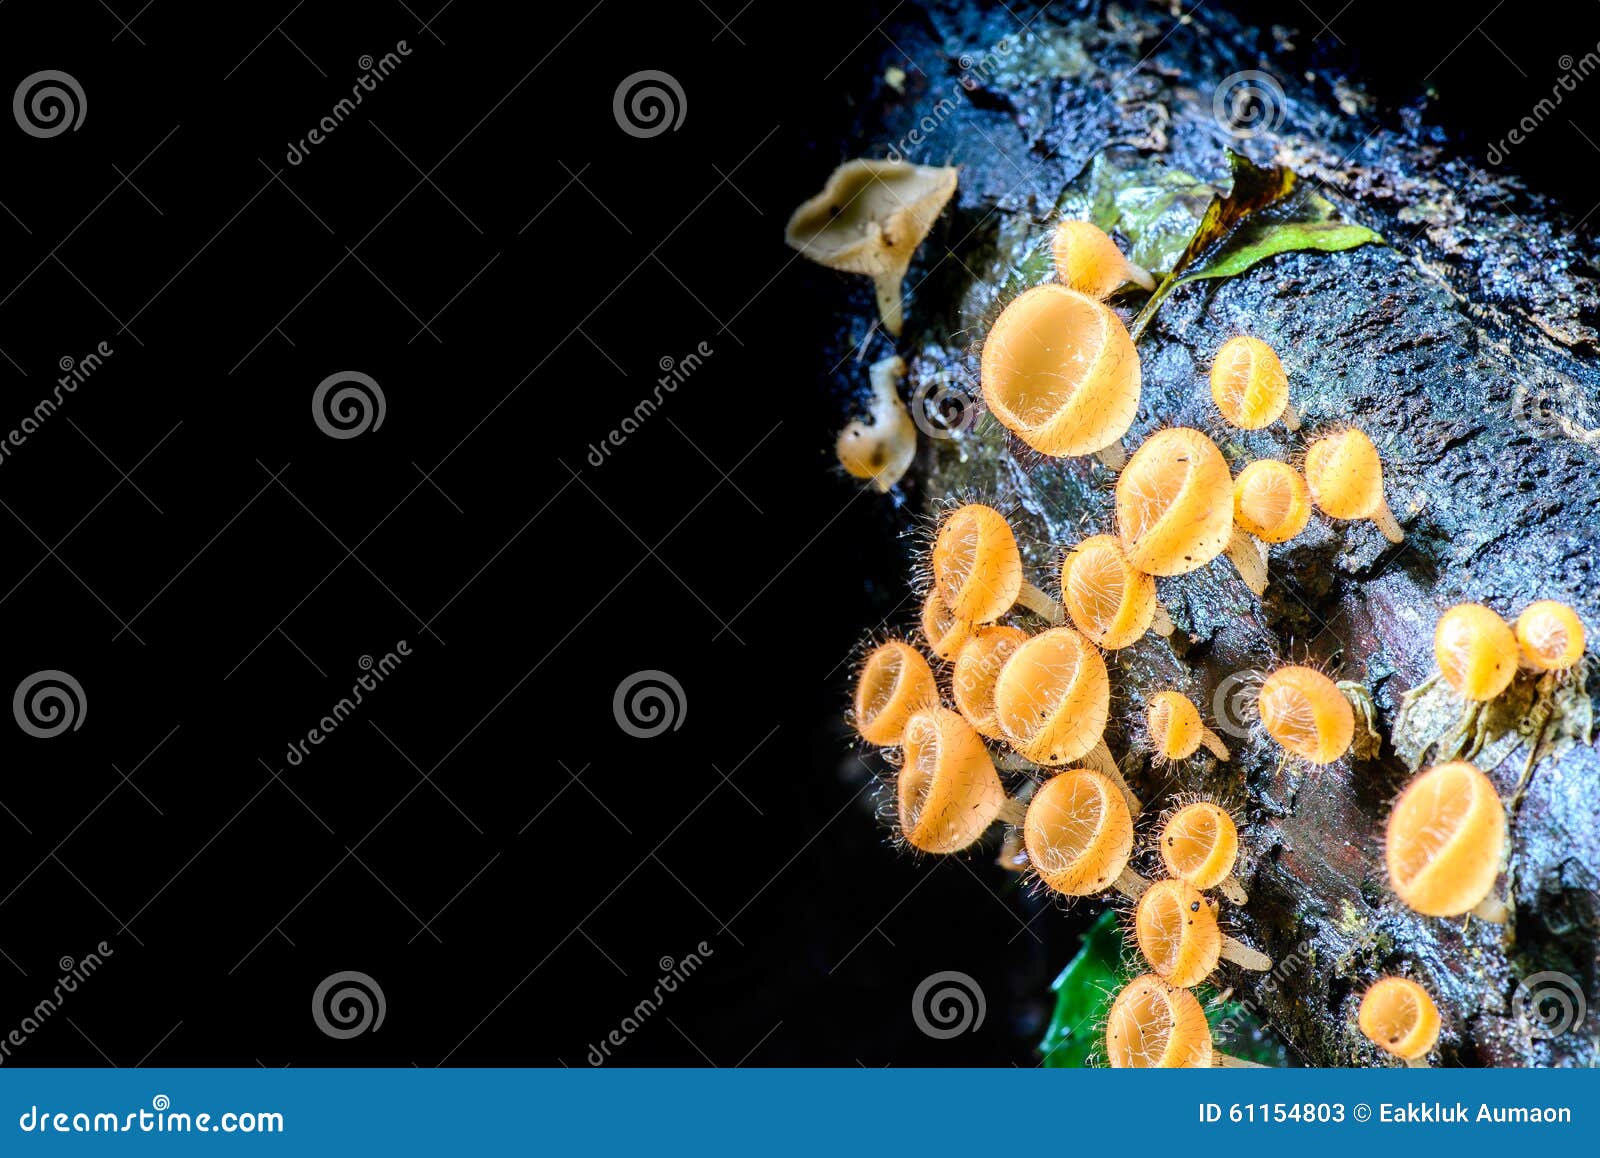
[{"left": 815, "top": 1, "right": 1600, "bottom": 1066}]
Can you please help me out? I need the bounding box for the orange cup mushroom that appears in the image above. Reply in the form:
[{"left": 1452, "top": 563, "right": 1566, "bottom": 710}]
[
  {"left": 1051, "top": 220, "right": 1155, "bottom": 299},
  {"left": 835, "top": 355, "right": 916, "bottom": 493},
  {"left": 1146, "top": 690, "right": 1231, "bottom": 763},
  {"left": 1115, "top": 428, "right": 1234, "bottom": 577},
  {"left": 932, "top": 503, "right": 1060, "bottom": 624},
  {"left": 1358, "top": 977, "right": 1441, "bottom": 1067},
  {"left": 1386, "top": 760, "right": 1509, "bottom": 923},
  {"left": 1133, "top": 879, "right": 1272, "bottom": 988},
  {"left": 1210, "top": 336, "right": 1300, "bottom": 431},
  {"left": 1023, "top": 767, "right": 1142, "bottom": 898},
  {"left": 920, "top": 587, "right": 975, "bottom": 662},
  {"left": 980, "top": 285, "right": 1141, "bottom": 464},
  {"left": 1304, "top": 428, "right": 1404, "bottom": 543},
  {"left": 1514, "top": 600, "right": 1587, "bottom": 673},
  {"left": 1159, "top": 801, "right": 1248, "bottom": 904},
  {"left": 1105, "top": 975, "right": 1263, "bottom": 1068},
  {"left": 952, "top": 626, "right": 1029, "bottom": 740},
  {"left": 1257, "top": 665, "right": 1356, "bottom": 765},
  {"left": 897, "top": 707, "right": 1024, "bottom": 853},
  {"left": 853, "top": 640, "right": 937, "bottom": 746},
  {"left": 1226, "top": 460, "right": 1312, "bottom": 596},
  {"left": 1435, "top": 603, "right": 1519, "bottom": 702},
  {"left": 1059, "top": 534, "right": 1174, "bottom": 648}
]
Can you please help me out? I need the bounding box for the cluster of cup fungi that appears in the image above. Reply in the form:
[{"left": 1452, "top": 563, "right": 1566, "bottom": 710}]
[{"left": 822, "top": 187, "right": 1592, "bottom": 1068}]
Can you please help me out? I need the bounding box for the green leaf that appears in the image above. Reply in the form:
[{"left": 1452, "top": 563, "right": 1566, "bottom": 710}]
[
  {"left": 1037, "top": 910, "right": 1123, "bottom": 1068},
  {"left": 1058, "top": 151, "right": 1218, "bottom": 275}
]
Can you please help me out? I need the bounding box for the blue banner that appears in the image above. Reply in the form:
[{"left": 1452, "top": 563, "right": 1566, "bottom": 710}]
[{"left": 0, "top": 1069, "right": 1591, "bottom": 1154}]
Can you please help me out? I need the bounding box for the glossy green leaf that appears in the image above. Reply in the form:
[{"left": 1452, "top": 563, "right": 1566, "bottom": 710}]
[{"left": 1037, "top": 910, "right": 1121, "bottom": 1068}]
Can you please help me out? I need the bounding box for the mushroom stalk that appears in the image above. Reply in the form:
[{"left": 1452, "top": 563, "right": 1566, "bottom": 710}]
[
  {"left": 1223, "top": 527, "right": 1269, "bottom": 597},
  {"left": 1405, "top": 1057, "right": 1431, "bottom": 1069},
  {"left": 1150, "top": 601, "right": 1175, "bottom": 637},
  {"left": 1015, "top": 580, "right": 1065, "bottom": 623},
  {"left": 1081, "top": 736, "right": 1141, "bottom": 813},
  {"left": 1199, "top": 725, "right": 1231, "bottom": 762},
  {"left": 1112, "top": 865, "right": 1149, "bottom": 900},
  {"left": 1281, "top": 400, "right": 1302, "bottom": 431},
  {"left": 1219, "top": 937, "right": 1272, "bottom": 972},
  {"left": 1218, "top": 874, "right": 1249, "bottom": 905},
  {"left": 1214, "top": 1054, "right": 1268, "bottom": 1068},
  {"left": 996, "top": 797, "right": 1028, "bottom": 827},
  {"left": 1094, "top": 440, "right": 1127, "bottom": 470},
  {"left": 1370, "top": 496, "right": 1405, "bottom": 543},
  {"left": 1471, "top": 896, "right": 1511, "bottom": 924}
]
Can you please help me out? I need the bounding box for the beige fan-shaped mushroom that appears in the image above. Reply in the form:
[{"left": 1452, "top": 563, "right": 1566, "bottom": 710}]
[{"left": 785, "top": 159, "right": 959, "bottom": 336}]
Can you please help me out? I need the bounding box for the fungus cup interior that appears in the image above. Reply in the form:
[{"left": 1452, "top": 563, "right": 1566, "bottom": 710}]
[
  {"left": 994, "top": 626, "right": 1110, "bottom": 765},
  {"left": 933, "top": 504, "right": 1022, "bottom": 624},
  {"left": 1023, "top": 768, "right": 1133, "bottom": 896},
  {"left": 1105, "top": 975, "right": 1212, "bottom": 1068},
  {"left": 1515, "top": 601, "right": 1586, "bottom": 671},
  {"left": 854, "top": 641, "right": 936, "bottom": 746},
  {"left": 1257, "top": 665, "right": 1355, "bottom": 764},
  {"left": 1386, "top": 760, "right": 1506, "bottom": 918},
  {"left": 1115, "top": 428, "right": 1234, "bottom": 576},
  {"left": 1161, "top": 802, "right": 1238, "bottom": 889},
  {"left": 1434, "top": 603, "right": 1518, "bottom": 701},
  {"left": 1060, "top": 534, "right": 1156, "bottom": 648},
  {"left": 1233, "top": 460, "right": 1311, "bottom": 543},
  {"left": 1210, "top": 336, "right": 1289, "bottom": 430},
  {"left": 1135, "top": 879, "right": 1221, "bottom": 987},
  {"left": 897, "top": 708, "right": 1005, "bottom": 855},
  {"left": 1359, "top": 977, "right": 1441, "bottom": 1061}
]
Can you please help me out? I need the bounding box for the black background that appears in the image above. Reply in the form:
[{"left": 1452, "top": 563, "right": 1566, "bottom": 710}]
[{"left": 1, "top": 0, "right": 1597, "bottom": 1068}]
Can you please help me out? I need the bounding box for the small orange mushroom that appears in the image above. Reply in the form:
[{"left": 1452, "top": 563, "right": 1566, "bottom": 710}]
[
  {"left": 980, "top": 285, "right": 1141, "bottom": 463},
  {"left": 1105, "top": 975, "right": 1263, "bottom": 1067},
  {"left": 1514, "top": 600, "right": 1587, "bottom": 673},
  {"left": 898, "top": 707, "right": 1021, "bottom": 853},
  {"left": 835, "top": 355, "right": 916, "bottom": 493},
  {"left": 1435, "top": 603, "right": 1519, "bottom": 701},
  {"left": 952, "top": 626, "right": 1029, "bottom": 740},
  {"left": 932, "top": 503, "right": 1060, "bottom": 624},
  {"left": 1051, "top": 220, "right": 1156, "bottom": 298},
  {"left": 1304, "top": 428, "right": 1404, "bottom": 543},
  {"left": 1159, "top": 801, "right": 1248, "bottom": 904},
  {"left": 1146, "top": 691, "right": 1231, "bottom": 763},
  {"left": 1059, "top": 534, "right": 1174, "bottom": 648},
  {"left": 1257, "top": 665, "right": 1356, "bottom": 765},
  {"left": 1023, "top": 767, "right": 1142, "bottom": 898},
  {"left": 1210, "top": 336, "right": 1300, "bottom": 431},
  {"left": 1115, "top": 428, "right": 1234, "bottom": 577},
  {"left": 1386, "top": 760, "right": 1509, "bottom": 922},
  {"left": 853, "top": 640, "right": 937, "bottom": 746},
  {"left": 1226, "top": 460, "right": 1312, "bottom": 596},
  {"left": 1133, "top": 878, "right": 1272, "bottom": 988},
  {"left": 1358, "top": 976, "right": 1441, "bottom": 1067},
  {"left": 920, "top": 587, "right": 975, "bottom": 662}
]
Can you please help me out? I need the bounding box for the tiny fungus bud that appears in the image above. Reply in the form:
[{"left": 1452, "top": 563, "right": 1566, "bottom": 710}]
[
  {"left": 1146, "top": 690, "right": 1231, "bottom": 762},
  {"left": 1134, "top": 878, "right": 1272, "bottom": 988},
  {"left": 1115, "top": 428, "right": 1234, "bottom": 576},
  {"left": 1059, "top": 534, "right": 1172, "bottom": 648},
  {"left": 921, "top": 587, "right": 975, "bottom": 662},
  {"left": 835, "top": 355, "right": 916, "bottom": 493},
  {"left": 1225, "top": 460, "right": 1312, "bottom": 596},
  {"left": 1386, "top": 760, "right": 1509, "bottom": 922},
  {"left": 784, "top": 159, "right": 959, "bottom": 337},
  {"left": 952, "top": 626, "right": 1029, "bottom": 740},
  {"left": 1159, "top": 801, "right": 1248, "bottom": 903},
  {"left": 994, "top": 626, "right": 1111, "bottom": 768},
  {"left": 1258, "top": 665, "right": 1356, "bottom": 764},
  {"left": 1210, "top": 336, "right": 1300, "bottom": 431},
  {"left": 1434, "top": 603, "right": 1519, "bottom": 701},
  {"left": 1051, "top": 220, "right": 1156, "bottom": 298},
  {"left": 1358, "top": 977, "right": 1441, "bottom": 1067},
  {"left": 853, "top": 640, "right": 938, "bottom": 746},
  {"left": 1514, "top": 600, "right": 1587, "bottom": 673},
  {"left": 1023, "top": 767, "right": 1143, "bottom": 898},
  {"left": 980, "top": 285, "right": 1142, "bottom": 459},
  {"left": 1105, "top": 975, "right": 1263, "bottom": 1068},
  {"left": 1303, "top": 428, "right": 1403, "bottom": 543},
  {"left": 932, "top": 503, "right": 1060, "bottom": 623},
  {"left": 898, "top": 707, "right": 1016, "bottom": 853}
]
